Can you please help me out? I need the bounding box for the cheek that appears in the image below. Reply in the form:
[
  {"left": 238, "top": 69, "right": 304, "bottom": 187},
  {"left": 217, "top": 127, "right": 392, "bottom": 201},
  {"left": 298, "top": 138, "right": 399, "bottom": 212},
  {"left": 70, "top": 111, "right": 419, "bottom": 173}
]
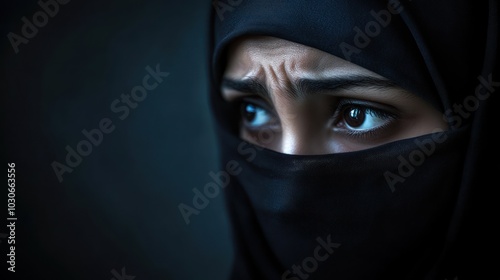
[
  {"left": 400, "top": 107, "right": 448, "bottom": 138},
  {"left": 425, "top": 109, "right": 448, "bottom": 131},
  {"left": 407, "top": 118, "right": 448, "bottom": 138},
  {"left": 240, "top": 126, "right": 282, "bottom": 150}
]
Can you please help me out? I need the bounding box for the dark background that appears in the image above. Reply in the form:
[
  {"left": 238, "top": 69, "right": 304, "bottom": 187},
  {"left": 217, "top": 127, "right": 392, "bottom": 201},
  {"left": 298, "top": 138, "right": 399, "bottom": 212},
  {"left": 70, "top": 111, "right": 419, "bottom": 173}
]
[{"left": 3, "top": 1, "right": 233, "bottom": 279}]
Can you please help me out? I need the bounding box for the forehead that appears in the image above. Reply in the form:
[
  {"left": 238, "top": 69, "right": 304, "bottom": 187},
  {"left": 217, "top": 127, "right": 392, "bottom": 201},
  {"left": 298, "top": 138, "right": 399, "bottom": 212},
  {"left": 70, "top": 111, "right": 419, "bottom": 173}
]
[{"left": 224, "top": 35, "right": 383, "bottom": 79}]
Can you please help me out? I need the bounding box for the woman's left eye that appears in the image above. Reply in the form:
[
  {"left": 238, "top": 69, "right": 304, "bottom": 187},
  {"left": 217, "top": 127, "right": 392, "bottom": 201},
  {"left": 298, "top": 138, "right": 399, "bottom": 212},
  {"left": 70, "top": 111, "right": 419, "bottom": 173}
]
[{"left": 333, "top": 101, "right": 397, "bottom": 135}]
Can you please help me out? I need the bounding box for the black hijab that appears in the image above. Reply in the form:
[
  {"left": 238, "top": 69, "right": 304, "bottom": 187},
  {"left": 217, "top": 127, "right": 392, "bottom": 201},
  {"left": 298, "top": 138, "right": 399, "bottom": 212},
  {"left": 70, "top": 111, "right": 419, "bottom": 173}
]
[{"left": 208, "top": 0, "right": 499, "bottom": 279}]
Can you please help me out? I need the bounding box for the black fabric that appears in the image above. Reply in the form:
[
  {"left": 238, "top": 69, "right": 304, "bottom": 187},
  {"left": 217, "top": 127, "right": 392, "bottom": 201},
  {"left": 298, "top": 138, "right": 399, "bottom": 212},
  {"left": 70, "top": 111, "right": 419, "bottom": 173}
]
[{"left": 208, "top": 0, "right": 499, "bottom": 279}]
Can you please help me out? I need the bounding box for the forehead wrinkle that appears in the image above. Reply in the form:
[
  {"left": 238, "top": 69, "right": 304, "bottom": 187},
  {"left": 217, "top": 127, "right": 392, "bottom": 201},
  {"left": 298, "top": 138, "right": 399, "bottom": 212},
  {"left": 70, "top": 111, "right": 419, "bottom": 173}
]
[
  {"left": 240, "top": 66, "right": 274, "bottom": 104},
  {"left": 246, "top": 65, "right": 276, "bottom": 105},
  {"left": 284, "top": 60, "right": 308, "bottom": 100},
  {"left": 262, "top": 61, "right": 305, "bottom": 102}
]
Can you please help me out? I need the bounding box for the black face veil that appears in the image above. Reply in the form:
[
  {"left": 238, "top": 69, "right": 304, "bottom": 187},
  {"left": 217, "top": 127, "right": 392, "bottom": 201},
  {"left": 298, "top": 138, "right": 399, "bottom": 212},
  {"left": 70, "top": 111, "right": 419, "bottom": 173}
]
[{"left": 208, "top": 0, "right": 499, "bottom": 279}]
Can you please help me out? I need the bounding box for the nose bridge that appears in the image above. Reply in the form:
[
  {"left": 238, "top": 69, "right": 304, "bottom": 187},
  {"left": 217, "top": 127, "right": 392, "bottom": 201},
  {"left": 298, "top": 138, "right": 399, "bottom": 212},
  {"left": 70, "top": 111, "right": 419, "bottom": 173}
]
[
  {"left": 280, "top": 128, "right": 324, "bottom": 155},
  {"left": 279, "top": 105, "right": 326, "bottom": 155},
  {"left": 280, "top": 129, "right": 305, "bottom": 155},
  {"left": 259, "top": 60, "right": 327, "bottom": 155}
]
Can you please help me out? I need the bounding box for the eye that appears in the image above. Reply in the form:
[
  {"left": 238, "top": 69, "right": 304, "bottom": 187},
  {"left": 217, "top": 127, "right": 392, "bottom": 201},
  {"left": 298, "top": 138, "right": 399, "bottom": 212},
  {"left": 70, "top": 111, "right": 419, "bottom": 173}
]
[
  {"left": 240, "top": 100, "right": 276, "bottom": 129},
  {"left": 333, "top": 100, "right": 397, "bottom": 136}
]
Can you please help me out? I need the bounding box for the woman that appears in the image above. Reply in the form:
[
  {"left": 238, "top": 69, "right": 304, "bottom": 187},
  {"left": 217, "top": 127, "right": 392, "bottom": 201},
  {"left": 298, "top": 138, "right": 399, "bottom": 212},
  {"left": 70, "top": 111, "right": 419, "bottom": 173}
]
[{"left": 208, "top": 0, "right": 498, "bottom": 279}]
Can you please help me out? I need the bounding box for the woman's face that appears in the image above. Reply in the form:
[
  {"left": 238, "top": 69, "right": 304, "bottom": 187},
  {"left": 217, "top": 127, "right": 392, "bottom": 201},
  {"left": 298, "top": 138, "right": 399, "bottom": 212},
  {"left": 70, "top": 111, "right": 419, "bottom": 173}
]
[{"left": 221, "top": 36, "right": 447, "bottom": 155}]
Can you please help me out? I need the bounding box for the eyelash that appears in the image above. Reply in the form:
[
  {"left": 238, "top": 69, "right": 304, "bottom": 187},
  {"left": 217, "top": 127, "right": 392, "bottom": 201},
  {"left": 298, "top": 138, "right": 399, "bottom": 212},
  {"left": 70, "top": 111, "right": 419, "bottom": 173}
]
[
  {"left": 331, "top": 99, "right": 398, "bottom": 139},
  {"left": 235, "top": 97, "right": 399, "bottom": 138},
  {"left": 238, "top": 98, "right": 278, "bottom": 129}
]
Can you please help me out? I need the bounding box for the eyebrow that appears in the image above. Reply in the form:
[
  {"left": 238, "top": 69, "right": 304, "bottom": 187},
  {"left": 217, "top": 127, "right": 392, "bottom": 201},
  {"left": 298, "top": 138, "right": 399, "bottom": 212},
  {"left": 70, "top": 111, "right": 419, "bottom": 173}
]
[{"left": 221, "top": 75, "right": 400, "bottom": 100}]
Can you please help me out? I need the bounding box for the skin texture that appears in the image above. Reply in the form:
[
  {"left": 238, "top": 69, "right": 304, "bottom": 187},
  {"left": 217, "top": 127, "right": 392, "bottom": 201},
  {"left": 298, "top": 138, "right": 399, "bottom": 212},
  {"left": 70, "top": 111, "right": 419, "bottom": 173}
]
[{"left": 221, "top": 36, "right": 448, "bottom": 155}]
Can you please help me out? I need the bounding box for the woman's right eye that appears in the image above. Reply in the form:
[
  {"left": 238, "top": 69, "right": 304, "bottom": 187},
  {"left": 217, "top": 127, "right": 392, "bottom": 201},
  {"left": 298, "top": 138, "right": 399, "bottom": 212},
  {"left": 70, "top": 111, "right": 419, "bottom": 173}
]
[{"left": 240, "top": 101, "right": 275, "bottom": 129}]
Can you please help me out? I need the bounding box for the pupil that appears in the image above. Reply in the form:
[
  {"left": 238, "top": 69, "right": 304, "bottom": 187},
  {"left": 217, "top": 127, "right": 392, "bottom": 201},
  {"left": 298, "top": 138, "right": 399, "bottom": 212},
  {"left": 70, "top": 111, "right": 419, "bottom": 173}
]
[
  {"left": 244, "top": 104, "right": 257, "bottom": 122},
  {"left": 345, "top": 107, "right": 365, "bottom": 127}
]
